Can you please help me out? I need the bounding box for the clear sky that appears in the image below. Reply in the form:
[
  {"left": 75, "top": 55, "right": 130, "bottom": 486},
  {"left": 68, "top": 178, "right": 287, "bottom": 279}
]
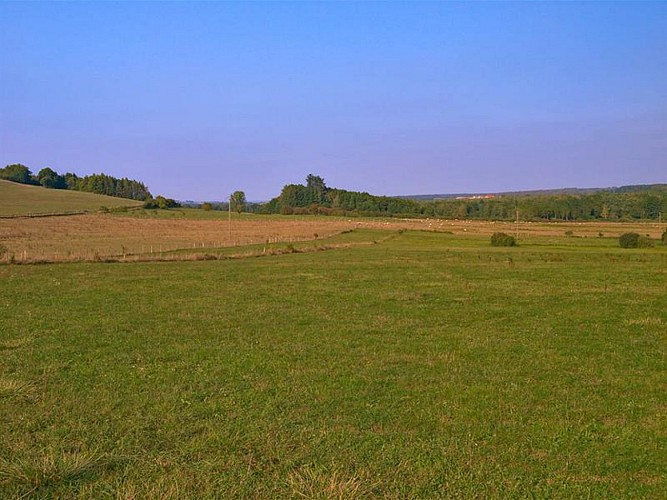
[{"left": 1, "top": 1, "right": 665, "bottom": 201}]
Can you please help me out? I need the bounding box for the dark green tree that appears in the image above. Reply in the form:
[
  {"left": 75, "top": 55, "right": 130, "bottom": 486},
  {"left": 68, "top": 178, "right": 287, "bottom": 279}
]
[
  {"left": 230, "top": 191, "right": 246, "bottom": 213},
  {"left": 63, "top": 172, "right": 80, "bottom": 189},
  {"left": 37, "top": 167, "right": 66, "bottom": 189},
  {"left": 306, "top": 174, "right": 327, "bottom": 204},
  {"left": 0, "top": 164, "right": 33, "bottom": 184}
]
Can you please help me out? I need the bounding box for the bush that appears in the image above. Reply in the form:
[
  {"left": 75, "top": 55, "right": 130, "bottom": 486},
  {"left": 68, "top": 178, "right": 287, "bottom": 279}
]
[
  {"left": 619, "top": 233, "right": 640, "bottom": 248},
  {"left": 619, "top": 232, "right": 654, "bottom": 248},
  {"left": 144, "top": 195, "right": 180, "bottom": 209},
  {"left": 662, "top": 230, "right": 667, "bottom": 246},
  {"left": 491, "top": 232, "right": 516, "bottom": 247},
  {"left": 638, "top": 235, "right": 655, "bottom": 248}
]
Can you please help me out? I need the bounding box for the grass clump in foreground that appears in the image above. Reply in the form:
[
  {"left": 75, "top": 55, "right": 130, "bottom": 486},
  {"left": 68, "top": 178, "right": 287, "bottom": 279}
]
[{"left": 0, "top": 231, "right": 665, "bottom": 497}]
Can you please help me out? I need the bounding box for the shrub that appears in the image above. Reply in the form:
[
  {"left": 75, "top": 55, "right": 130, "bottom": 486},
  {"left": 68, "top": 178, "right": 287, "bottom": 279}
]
[
  {"left": 638, "top": 235, "right": 654, "bottom": 248},
  {"left": 491, "top": 232, "right": 516, "bottom": 247},
  {"left": 619, "top": 233, "right": 640, "bottom": 248},
  {"left": 619, "top": 232, "right": 653, "bottom": 248},
  {"left": 662, "top": 230, "right": 667, "bottom": 246}
]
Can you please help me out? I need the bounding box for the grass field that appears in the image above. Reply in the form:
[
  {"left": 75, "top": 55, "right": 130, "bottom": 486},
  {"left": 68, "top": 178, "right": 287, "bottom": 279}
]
[
  {"left": 0, "top": 180, "right": 142, "bottom": 216},
  {"left": 1, "top": 229, "right": 665, "bottom": 497}
]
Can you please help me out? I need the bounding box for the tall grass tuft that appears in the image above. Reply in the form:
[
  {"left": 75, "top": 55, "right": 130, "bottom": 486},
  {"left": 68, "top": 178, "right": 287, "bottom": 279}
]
[
  {"left": 287, "top": 468, "right": 374, "bottom": 499},
  {"left": 0, "top": 451, "right": 110, "bottom": 495}
]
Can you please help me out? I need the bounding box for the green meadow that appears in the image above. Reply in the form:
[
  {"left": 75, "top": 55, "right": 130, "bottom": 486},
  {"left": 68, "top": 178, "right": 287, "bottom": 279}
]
[
  {"left": 1, "top": 230, "right": 665, "bottom": 497},
  {"left": 0, "top": 180, "right": 142, "bottom": 217}
]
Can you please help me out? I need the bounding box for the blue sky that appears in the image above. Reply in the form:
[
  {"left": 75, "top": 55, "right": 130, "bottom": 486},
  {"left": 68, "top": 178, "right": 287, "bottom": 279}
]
[{"left": 1, "top": 1, "right": 665, "bottom": 201}]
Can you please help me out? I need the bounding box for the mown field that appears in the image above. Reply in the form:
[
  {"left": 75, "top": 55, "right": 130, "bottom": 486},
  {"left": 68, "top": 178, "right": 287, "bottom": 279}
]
[
  {"left": 0, "top": 180, "right": 143, "bottom": 217},
  {"left": 1, "top": 229, "right": 665, "bottom": 498},
  {"left": 1, "top": 206, "right": 664, "bottom": 263}
]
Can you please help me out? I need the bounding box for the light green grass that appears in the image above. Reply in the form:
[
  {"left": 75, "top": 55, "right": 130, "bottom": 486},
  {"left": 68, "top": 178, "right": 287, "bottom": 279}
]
[
  {"left": 0, "top": 180, "right": 142, "bottom": 216},
  {"left": 0, "top": 232, "right": 665, "bottom": 497}
]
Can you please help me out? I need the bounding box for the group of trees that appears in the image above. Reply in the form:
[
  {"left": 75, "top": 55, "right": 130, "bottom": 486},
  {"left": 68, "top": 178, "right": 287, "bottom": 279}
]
[
  {"left": 197, "top": 191, "right": 247, "bottom": 213},
  {"left": 261, "top": 175, "right": 422, "bottom": 216},
  {"left": 423, "top": 189, "right": 667, "bottom": 221},
  {"left": 257, "top": 175, "right": 667, "bottom": 221},
  {"left": 1, "top": 163, "right": 152, "bottom": 201}
]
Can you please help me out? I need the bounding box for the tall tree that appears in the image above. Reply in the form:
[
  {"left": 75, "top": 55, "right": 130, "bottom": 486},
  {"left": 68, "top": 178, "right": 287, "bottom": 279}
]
[
  {"left": 230, "top": 191, "right": 246, "bottom": 213},
  {"left": 306, "top": 174, "right": 327, "bottom": 204},
  {"left": 37, "top": 167, "right": 66, "bottom": 189}
]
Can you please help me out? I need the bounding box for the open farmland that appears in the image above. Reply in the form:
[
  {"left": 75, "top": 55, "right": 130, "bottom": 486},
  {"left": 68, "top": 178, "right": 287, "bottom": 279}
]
[
  {"left": 0, "top": 180, "right": 143, "bottom": 217},
  {"left": 0, "top": 208, "right": 665, "bottom": 262},
  {"left": 0, "top": 228, "right": 665, "bottom": 497}
]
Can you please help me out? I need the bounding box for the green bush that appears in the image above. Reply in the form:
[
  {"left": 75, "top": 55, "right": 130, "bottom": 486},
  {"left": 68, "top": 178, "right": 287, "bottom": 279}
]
[
  {"left": 619, "top": 233, "right": 654, "bottom": 248},
  {"left": 491, "top": 232, "right": 516, "bottom": 247},
  {"left": 619, "top": 233, "right": 640, "bottom": 248},
  {"left": 638, "top": 235, "right": 655, "bottom": 248}
]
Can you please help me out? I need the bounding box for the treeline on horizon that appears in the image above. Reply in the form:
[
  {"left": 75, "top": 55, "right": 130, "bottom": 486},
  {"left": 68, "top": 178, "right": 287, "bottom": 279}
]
[
  {"left": 4, "top": 162, "right": 666, "bottom": 221},
  {"left": 252, "top": 175, "right": 667, "bottom": 221},
  {"left": 0, "top": 163, "right": 152, "bottom": 201}
]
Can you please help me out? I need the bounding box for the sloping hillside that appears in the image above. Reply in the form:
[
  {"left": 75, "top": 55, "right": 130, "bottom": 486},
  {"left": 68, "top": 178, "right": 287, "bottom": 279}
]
[{"left": 0, "top": 180, "right": 143, "bottom": 216}]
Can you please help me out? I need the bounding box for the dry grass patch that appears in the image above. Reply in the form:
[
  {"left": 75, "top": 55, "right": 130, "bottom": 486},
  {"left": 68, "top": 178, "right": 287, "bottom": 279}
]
[
  {"left": 0, "top": 214, "right": 363, "bottom": 261},
  {"left": 0, "top": 451, "right": 111, "bottom": 495},
  {"left": 0, "top": 336, "right": 33, "bottom": 350},
  {"left": 624, "top": 317, "right": 663, "bottom": 326},
  {"left": 0, "top": 377, "right": 34, "bottom": 399},
  {"left": 287, "top": 468, "right": 376, "bottom": 499},
  {"left": 2, "top": 213, "right": 663, "bottom": 264}
]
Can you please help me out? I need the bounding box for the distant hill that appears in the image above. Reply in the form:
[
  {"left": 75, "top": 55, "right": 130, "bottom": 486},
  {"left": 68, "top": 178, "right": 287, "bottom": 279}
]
[
  {"left": 0, "top": 179, "right": 143, "bottom": 217},
  {"left": 399, "top": 184, "right": 667, "bottom": 201}
]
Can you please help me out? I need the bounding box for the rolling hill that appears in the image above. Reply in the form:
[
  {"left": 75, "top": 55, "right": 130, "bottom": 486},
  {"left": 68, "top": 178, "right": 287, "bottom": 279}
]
[
  {"left": 399, "top": 184, "right": 667, "bottom": 200},
  {"left": 0, "top": 179, "right": 143, "bottom": 216}
]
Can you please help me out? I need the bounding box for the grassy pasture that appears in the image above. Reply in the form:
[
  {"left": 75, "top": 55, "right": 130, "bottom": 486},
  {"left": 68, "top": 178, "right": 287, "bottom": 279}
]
[
  {"left": 0, "top": 180, "right": 143, "bottom": 217},
  {"left": 0, "top": 229, "right": 665, "bottom": 497}
]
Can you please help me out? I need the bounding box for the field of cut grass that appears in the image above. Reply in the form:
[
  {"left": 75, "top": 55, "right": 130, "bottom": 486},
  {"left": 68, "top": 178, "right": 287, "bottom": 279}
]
[
  {"left": 0, "top": 180, "right": 143, "bottom": 216},
  {"left": 1, "top": 229, "right": 665, "bottom": 497},
  {"left": 1, "top": 206, "right": 664, "bottom": 263}
]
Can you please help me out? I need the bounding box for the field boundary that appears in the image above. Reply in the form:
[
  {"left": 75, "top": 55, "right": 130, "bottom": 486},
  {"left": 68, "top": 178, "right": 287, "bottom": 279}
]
[
  {"left": 0, "top": 210, "right": 88, "bottom": 219},
  {"left": 0, "top": 228, "right": 401, "bottom": 265}
]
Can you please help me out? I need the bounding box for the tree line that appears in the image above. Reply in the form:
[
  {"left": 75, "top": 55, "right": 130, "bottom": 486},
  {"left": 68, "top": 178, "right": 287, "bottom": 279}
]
[
  {"left": 257, "top": 175, "right": 667, "bottom": 221},
  {"left": 0, "top": 163, "right": 152, "bottom": 201},
  {"left": 422, "top": 189, "right": 667, "bottom": 221},
  {"left": 259, "top": 174, "right": 422, "bottom": 216}
]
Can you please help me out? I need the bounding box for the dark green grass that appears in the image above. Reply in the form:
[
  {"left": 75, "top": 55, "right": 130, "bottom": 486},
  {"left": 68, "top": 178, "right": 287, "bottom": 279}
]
[{"left": 0, "top": 232, "right": 665, "bottom": 497}]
